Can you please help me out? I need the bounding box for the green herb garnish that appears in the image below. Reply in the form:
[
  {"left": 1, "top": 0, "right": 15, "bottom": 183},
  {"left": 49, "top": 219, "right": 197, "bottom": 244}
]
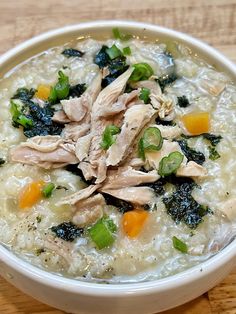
[
  {"left": 49, "top": 71, "right": 70, "bottom": 103},
  {"left": 42, "top": 183, "right": 55, "bottom": 198},
  {"left": 138, "top": 127, "right": 163, "bottom": 160},
  {"left": 88, "top": 217, "right": 117, "bottom": 250},
  {"left": 10, "top": 101, "right": 33, "bottom": 129},
  {"left": 139, "top": 87, "right": 150, "bottom": 104},
  {"left": 100, "top": 125, "right": 121, "bottom": 150},
  {"left": 208, "top": 146, "right": 220, "bottom": 160},
  {"left": 158, "top": 151, "right": 184, "bottom": 177},
  {"left": 106, "top": 45, "right": 123, "bottom": 59},
  {"left": 129, "top": 63, "right": 154, "bottom": 82},
  {"left": 172, "top": 236, "right": 188, "bottom": 253},
  {"left": 112, "top": 27, "right": 132, "bottom": 41},
  {"left": 123, "top": 46, "right": 131, "bottom": 56}
]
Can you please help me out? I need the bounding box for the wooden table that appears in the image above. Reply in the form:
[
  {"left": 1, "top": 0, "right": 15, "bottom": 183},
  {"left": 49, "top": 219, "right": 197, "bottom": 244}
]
[{"left": 0, "top": 0, "right": 235, "bottom": 313}]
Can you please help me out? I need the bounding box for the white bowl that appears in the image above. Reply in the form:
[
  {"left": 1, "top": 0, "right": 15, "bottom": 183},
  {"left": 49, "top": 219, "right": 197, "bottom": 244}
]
[{"left": 0, "top": 20, "right": 235, "bottom": 314}]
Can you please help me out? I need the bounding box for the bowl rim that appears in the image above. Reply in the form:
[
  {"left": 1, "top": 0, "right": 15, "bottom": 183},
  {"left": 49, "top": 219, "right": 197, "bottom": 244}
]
[{"left": 0, "top": 20, "right": 236, "bottom": 296}]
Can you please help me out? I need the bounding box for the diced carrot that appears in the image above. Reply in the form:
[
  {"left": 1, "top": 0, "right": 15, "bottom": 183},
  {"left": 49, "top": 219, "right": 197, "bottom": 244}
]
[
  {"left": 35, "top": 85, "right": 51, "bottom": 100},
  {"left": 18, "top": 180, "right": 45, "bottom": 210},
  {"left": 122, "top": 209, "right": 149, "bottom": 238},
  {"left": 182, "top": 112, "right": 210, "bottom": 135}
]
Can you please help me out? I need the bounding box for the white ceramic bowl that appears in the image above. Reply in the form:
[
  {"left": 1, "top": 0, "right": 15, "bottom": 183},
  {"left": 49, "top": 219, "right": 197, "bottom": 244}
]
[{"left": 0, "top": 20, "right": 235, "bottom": 314}]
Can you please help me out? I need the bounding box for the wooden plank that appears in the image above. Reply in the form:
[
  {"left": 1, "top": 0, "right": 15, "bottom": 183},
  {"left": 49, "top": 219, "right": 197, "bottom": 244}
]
[{"left": 0, "top": 0, "right": 235, "bottom": 313}]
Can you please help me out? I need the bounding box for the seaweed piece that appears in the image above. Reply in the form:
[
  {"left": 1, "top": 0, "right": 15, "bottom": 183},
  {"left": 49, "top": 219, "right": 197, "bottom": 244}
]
[
  {"left": 62, "top": 48, "right": 84, "bottom": 58},
  {"left": 51, "top": 222, "right": 83, "bottom": 242},
  {"left": 157, "top": 73, "right": 178, "bottom": 92},
  {"left": 103, "top": 193, "right": 134, "bottom": 213},
  {"left": 202, "top": 133, "right": 222, "bottom": 146},
  {"left": 143, "top": 179, "right": 166, "bottom": 196},
  {"left": 0, "top": 158, "right": 5, "bottom": 166},
  {"left": 12, "top": 88, "right": 36, "bottom": 104},
  {"left": 68, "top": 83, "right": 86, "bottom": 98},
  {"left": 177, "top": 95, "right": 190, "bottom": 108},
  {"left": 94, "top": 45, "right": 110, "bottom": 68},
  {"left": 163, "top": 178, "right": 210, "bottom": 229},
  {"left": 102, "top": 56, "right": 129, "bottom": 88},
  {"left": 177, "top": 139, "right": 205, "bottom": 165},
  {"left": 155, "top": 117, "right": 175, "bottom": 126},
  {"left": 208, "top": 146, "right": 220, "bottom": 160}
]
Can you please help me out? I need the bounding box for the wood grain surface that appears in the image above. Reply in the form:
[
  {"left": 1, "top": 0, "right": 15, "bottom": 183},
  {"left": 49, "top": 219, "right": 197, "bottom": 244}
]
[{"left": 0, "top": 0, "right": 235, "bottom": 313}]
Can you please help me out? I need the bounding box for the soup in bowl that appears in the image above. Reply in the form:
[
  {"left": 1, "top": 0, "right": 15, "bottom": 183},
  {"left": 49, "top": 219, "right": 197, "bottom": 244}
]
[{"left": 0, "top": 21, "right": 235, "bottom": 314}]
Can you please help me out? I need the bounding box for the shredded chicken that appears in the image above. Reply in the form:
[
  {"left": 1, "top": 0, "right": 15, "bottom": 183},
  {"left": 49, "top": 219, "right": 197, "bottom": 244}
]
[
  {"left": 106, "top": 104, "right": 157, "bottom": 166},
  {"left": 150, "top": 124, "right": 182, "bottom": 140},
  {"left": 10, "top": 135, "right": 78, "bottom": 169},
  {"left": 131, "top": 80, "right": 162, "bottom": 96},
  {"left": 52, "top": 110, "right": 70, "bottom": 124},
  {"left": 72, "top": 194, "right": 105, "bottom": 227},
  {"left": 150, "top": 94, "right": 174, "bottom": 119},
  {"left": 75, "top": 134, "right": 92, "bottom": 161},
  {"left": 177, "top": 161, "right": 207, "bottom": 178},
  {"left": 101, "top": 167, "right": 159, "bottom": 190},
  {"left": 62, "top": 123, "right": 90, "bottom": 142},
  {"left": 101, "top": 186, "right": 155, "bottom": 205},
  {"left": 56, "top": 184, "right": 100, "bottom": 206}
]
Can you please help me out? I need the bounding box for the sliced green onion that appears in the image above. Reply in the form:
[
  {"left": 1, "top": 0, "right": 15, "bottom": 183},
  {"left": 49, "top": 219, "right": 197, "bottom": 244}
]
[
  {"left": 208, "top": 146, "right": 220, "bottom": 160},
  {"left": 139, "top": 87, "right": 150, "bottom": 104},
  {"left": 100, "top": 125, "right": 121, "bottom": 150},
  {"left": 138, "top": 138, "right": 145, "bottom": 160},
  {"left": 112, "top": 27, "right": 132, "bottom": 41},
  {"left": 143, "top": 127, "right": 163, "bottom": 151},
  {"left": 172, "top": 236, "right": 188, "bottom": 253},
  {"left": 10, "top": 101, "right": 33, "bottom": 128},
  {"left": 42, "top": 183, "right": 55, "bottom": 198},
  {"left": 49, "top": 71, "right": 70, "bottom": 103},
  {"left": 88, "top": 217, "right": 117, "bottom": 250},
  {"left": 158, "top": 151, "right": 184, "bottom": 177},
  {"left": 129, "top": 63, "right": 154, "bottom": 82},
  {"left": 106, "top": 44, "right": 123, "bottom": 59},
  {"left": 123, "top": 46, "right": 131, "bottom": 56}
]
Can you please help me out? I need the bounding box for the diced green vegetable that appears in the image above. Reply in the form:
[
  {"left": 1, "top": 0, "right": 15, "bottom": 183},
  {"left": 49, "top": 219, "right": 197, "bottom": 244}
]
[
  {"left": 106, "top": 45, "right": 123, "bottom": 59},
  {"left": 172, "top": 236, "right": 188, "bottom": 253},
  {"left": 158, "top": 151, "right": 184, "bottom": 177},
  {"left": 10, "top": 101, "right": 33, "bottom": 129},
  {"left": 112, "top": 27, "right": 132, "bottom": 41},
  {"left": 139, "top": 87, "right": 150, "bottom": 104},
  {"left": 100, "top": 125, "right": 121, "bottom": 150},
  {"left": 142, "top": 127, "right": 163, "bottom": 151},
  {"left": 49, "top": 71, "right": 70, "bottom": 103},
  {"left": 123, "top": 46, "right": 131, "bottom": 56},
  {"left": 42, "top": 182, "right": 55, "bottom": 198},
  {"left": 208, "top": 146, "right": 220, "bottom": 160},
  {"left": 138, "top": 138, "right": 145, "bottom": 160},
  {"left": 129, "top": 63, "right": 154, "bottom": 82},
  {"left": 88, "top": 217, "right": 117, "bottom": 249}
]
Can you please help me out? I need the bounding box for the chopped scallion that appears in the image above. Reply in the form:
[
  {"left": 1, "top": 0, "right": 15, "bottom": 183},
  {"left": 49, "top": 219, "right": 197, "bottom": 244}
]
[
  {"left": 138, "top": 127, "right": 163, "bottom": 160},
  {"left": 158, "top": 151, "right": 184, "bottom": 177},
  {"left": 42, "top": 182, "right": 55, "bottom": 198},
  {"left": 49, "top": 71, "right": 70, "bottom": 103},
  {"left": 139, "top": 87, "right": 150, "bottom": 104},
  {"left": 172, "top": 236, "right": 188, "bottom": 253},
  {"left": 112, "top": 27, "right": 132, "bottom": 41},
  {"left": 129, "top": 63, "right": 154, "bottom": 82},
  {"left": 10, "top": 101, "right": 33, "bottom": 129},
  {"left": 88, "top": 217, "right": 117, "bottom": 249},
  {"left": 106, "top": 44, "right": 123, "bottom": 60},
  {"left": 100, "top": 125, "right": 121, "bottom": 150},
  {"left": 123, "top": 46, "right": 131, "bottom": 56}
]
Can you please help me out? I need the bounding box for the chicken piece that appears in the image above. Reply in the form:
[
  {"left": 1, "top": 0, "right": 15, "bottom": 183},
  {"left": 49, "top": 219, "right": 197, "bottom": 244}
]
[
  {"left": 97, "top": 90, "right": 139, "bottom": 118},
  {"left": 150, "top": 124, "right": 182, "bottom": 140},
  {"left": 72, "top": 194, "right": 105, "bottom": 227},
  {"left": 177, "top": 161, "right": 207, "bottom": 178},
  {"left": 56, "top": 184, "right": 100, "bottom": 206},
  {"left": 219, "top": 198, "right": 236, "bottom": 221},
  {"left": 106, "top": 104, "right": 157, "bottom": 166},
  {"left": 78, "top": 162, "right": 97, "bottom": 181},
  {"left": 102, "top": 167, "right": 159, "bottom": 190},
  {"left": 87, "top": 68, "right": 134, "bottom": 183},
  {"left": 131, "top": 80, "right": 162, "bottom": 96},
  {"left": 10, "top": 135, "right": 78, "bottom": 169},
  {"left": 52, "top": 110, "right": 71, "bottom": 124},
  {"left": 75, "top": 134, "right": 92, "bottom": 161},
  {"left": 150, "top": 94, "right": 173, "bottom": 119},
  {"left": 128, "top": 158, "right": 145, "bottom": 168},
  {"left": 62, "top": 123, "right": 90, "bottom": 142},
  {"left": 61, "top": 97, "right": 88, "bottom": 122},
  {"left": 100, "top": 186, "right": 155, "bottom": 205}
]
